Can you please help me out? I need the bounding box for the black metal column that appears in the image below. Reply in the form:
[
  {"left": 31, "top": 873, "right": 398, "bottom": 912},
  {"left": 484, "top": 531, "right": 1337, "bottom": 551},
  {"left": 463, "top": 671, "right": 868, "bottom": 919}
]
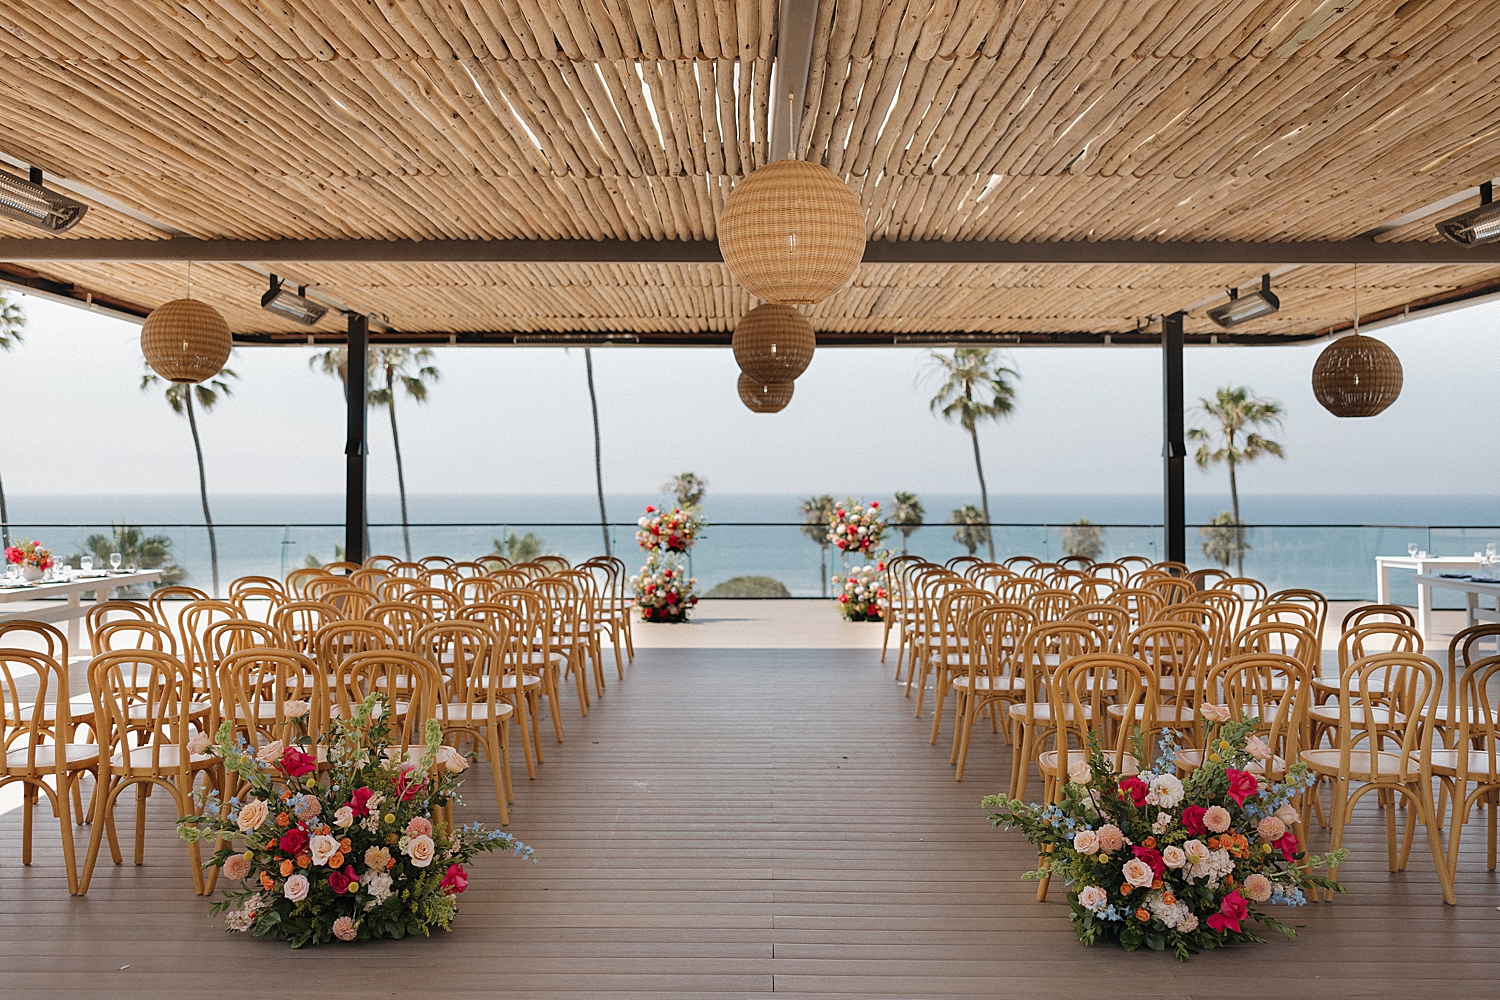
[
  {"left": 1162, "top": 311, "right": 1186, "bottom": 563},
  {"left": 345, "top": 313, "right": 369, "bottom": 565}
]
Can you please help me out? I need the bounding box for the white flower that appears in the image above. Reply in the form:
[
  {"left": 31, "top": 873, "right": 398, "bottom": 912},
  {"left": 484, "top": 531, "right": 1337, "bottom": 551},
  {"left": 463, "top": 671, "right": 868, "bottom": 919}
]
[
  {"left": 1121, "top": 858, "right": 1154, "bottom": 888},
  {"left": 1161, "top": 845, "right": 1187, "bottom": 869},
  {"left": 333, "top": 805, "right": 355, "bottom": 828},
  {"left": 1151, "top": 812, "right": 1174, "bottom": 834},
  {"left": 362, "top": 871, "right": 394, "bottom": 911},
  {"left": 1147, "top": 774, "right": 1184, "bottom": 809},
  {"left": 406, "top": 834, "right": 436, "bottom": 868},
  {"left": 1066, "top": 760, "right": 1092, "bottom": 786},
  {"left": 283, "top": 873, "right": 309, "bottom": 902},
  {"left": 309, "top": 834, "right": 339, "bottom": 866}
]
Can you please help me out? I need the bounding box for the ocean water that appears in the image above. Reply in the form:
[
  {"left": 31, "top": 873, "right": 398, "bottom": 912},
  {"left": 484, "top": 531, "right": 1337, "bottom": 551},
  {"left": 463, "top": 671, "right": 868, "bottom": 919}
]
[{"left": 3, "top": 492, "right": 1497, "bottom": 603}]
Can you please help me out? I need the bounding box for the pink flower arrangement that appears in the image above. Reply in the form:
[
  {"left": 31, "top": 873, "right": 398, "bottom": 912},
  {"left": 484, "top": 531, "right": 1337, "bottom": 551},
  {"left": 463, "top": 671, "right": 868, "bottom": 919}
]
[
  {"left": 635, "top": 504, "right": 704, "bottom": 553},
  {"left": 5, "top": 540, "right": 52, "bottom": 570},
  {"left": 825, "top": 499, "right": 886, "bottom": 554},
  {"left": 831, "top": 563, "right": 887, "bottom": 621},
  {"left": 984, "top": 717, "right": 1345, "bottom": 959}
]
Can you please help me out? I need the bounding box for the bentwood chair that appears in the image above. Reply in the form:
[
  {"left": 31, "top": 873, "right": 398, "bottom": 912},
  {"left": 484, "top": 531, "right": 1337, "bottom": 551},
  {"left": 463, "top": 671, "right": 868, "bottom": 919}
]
[
  {"left": 363, "top": 554, "right": 401, "bottom": 570},
  {"left": 146, "top": 586, "right": 208, "bottom": 638},
  {"left": 283, "top": 567, "right": 326, "bottom": 597},
  {"left": 466, "top": 595, "right": 565, "bottom": 743},
  {"left": 431, "top": 611, "right": 543, "bottom": 774},
  {"left": 1, "top": 647, "right": 98, "bottom": 894},
  {"left": 406, "top": 587, "right": 460, "bottom": 617},
  {"left": 177, "top": 600, "right": 243, "bottom": 691},
  {"left": 217, "top": 647, "right": 325, "bottom": 753},
  {"left": 227, "top": 574, "right": 285, "bottom": 603},
  {"left": 1034, "top": 652, "right": 1156, "bottom": 902},
  {"left": 1189, "top": 567, "right": 1232, "bottom": 590},
  {"left": 1215, "top": 577, "right": 1269, "bottom": 616},
  {"left": 454, "top": 576, "right": 502, "bottom": 606},
  {"left": 534, "top": 577, "right": 596, "bottom": 710},
  {"left": 1090, "top": 561, "right": 1130, "bottom": 585},
  {"left": 950, "top": 603, "right": 1035, "bottom": 780},
  {"left": 1108, "top": 587, "right": 1162, "bottom": 627},
  {"left": 377, "top": 576, "right": 423, "bottom": 603},
  {"left": 329, "top": 650, "right": 441, "bottom": 755},
  {"left": 81, "top": 650, "right": 219, "bottom": 895},
  {"left": 349, "top": 567, "right": 390, "bottom": 592},
  {"left": 1066, "top": 603, "right": 1131, "bottom": 652},
  {"left": 419, "top": 556, "right": 456, "bottom": 570},
  {"left": 416, "top": 621, "right": 515, "bottom": 824},
  {"left": 1435, "top": 653, "right": 1500, "bottom": 887},
  {"left": 85, "top": 600, "right": 150, "bottom": 655},
  {"left": 368, "top": 602, "right": 435, "bottom": 651},
  {"left": 927, "top": 587, "right": 995, "bottom": 744},
  {"left": 314, "top": 620, "right": 397, "bottom": 677},
  {"left": 321, "top": 561, "right": 361, "bottom": 576},
  {"left": 1007, "top": 621, "right": 1106, "bottom": 800},
  {"left": 271, "top": 600, "right": 340, "bottom": 657},
  {"left": 1122, "top": 621, "right": 1211, "bottom": 745},
  {"left": 321, "top": 586, "right": 378, "bottom": 620},
  {"left": 1267, "top": 588, "right": 1329, "bottom": 642},
  {"left": 1300, "top": 651, "right": 1454, "bottom": 905}
]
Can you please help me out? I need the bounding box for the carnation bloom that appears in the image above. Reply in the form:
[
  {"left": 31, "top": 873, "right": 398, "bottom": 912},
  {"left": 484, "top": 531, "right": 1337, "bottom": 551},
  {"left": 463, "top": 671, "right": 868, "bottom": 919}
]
[
  {"left": 406, "top": 816, "right": 433, "bottom": 839},
  {"left": 1077, "top": 886, "right": 1108, "bottom": 910},
  {"left": 236, "top": 799, "right": 269, "bottom": 832},
  {"left": 1161, "top": 845, "right": 1187, "bottom": 869},
  {"left": 1122, "top": 858, "right": 1155, "bottom": 888},
  {"left": 1242, "top": 873, "right": 1273, "bottom": 902},
  {"left": 1072, "top": 830, "right": 1100, "bottom": 855},
  {"left": 310, "top": 834, "right": 340, "bottom": 866},
  {"left": 1257, "top": 816, "right": 1288, "bottom": 843},
  {"left": 406, "top": 834, "right": 436, "bottom": 868},
  {"left": 282, "top": 873, "right": 309, "bottom": 902},
  {"left": 1096, "top": 824, "right": 1125, "bottom": 853},
  {"left": 1203, "top": 805, "right": 1232, "bottom": 833},
  {"left": 221, "top": 854, "right": 251, "bottom": 880},
  {"left": 332, "top": 916, "right": 359, "bottom": 941},
  {"left": 365, "top": 846, "right": 393, "bottom": 871},
  {"left": 293, "top": 795, "right": 322, "bottom": 824}
]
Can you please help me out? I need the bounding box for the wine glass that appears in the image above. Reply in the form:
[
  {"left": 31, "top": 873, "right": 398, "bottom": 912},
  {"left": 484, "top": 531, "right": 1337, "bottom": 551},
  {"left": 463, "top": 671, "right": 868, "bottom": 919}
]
[
  {"left": 110, "top": 552, "right": 122, "bottom": 572},
  {"left": 80, "top": 555, "right": 93, "bottom": 572},
  {"left": 1408, "top": 543, "right": 1419, "bottom": 558},
  {"left": 1488, "top": 543, "right": 1497, "bottom": 561}
]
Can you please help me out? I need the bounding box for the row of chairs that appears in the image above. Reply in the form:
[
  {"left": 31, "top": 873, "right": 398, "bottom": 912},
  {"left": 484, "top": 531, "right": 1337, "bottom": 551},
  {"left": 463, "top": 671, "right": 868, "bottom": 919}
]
[{"left": 0, "top": 551, "right": 634, "bottom": 895}]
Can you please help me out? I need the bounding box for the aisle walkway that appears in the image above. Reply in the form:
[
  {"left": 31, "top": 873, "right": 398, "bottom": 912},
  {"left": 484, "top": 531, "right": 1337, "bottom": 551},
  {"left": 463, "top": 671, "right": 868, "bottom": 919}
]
[{"left": 2, "top": 608, "right": 1495, "bottom": 996}]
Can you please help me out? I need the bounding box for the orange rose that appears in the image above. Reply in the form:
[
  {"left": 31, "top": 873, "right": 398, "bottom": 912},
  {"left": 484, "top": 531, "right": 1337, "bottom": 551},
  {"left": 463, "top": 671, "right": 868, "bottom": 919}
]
[
  {"left": 1119, "top": 884, "right": 1131, "bottom": 895},
  {"left": 339, "top": 837, "right": 352, "bottom": 854},
  {"left": 1151, "top": 879, "right": 1163, "bottom": 890},
  {"left": 1207, "top": 837, "right": 1220, "bottom": 850},
  {"left": 387, "top": 833, "right": 398, "bottom": 845},
  {"left": 1135, "top": 908, "right": 1150, "bottom": 921},
  {"left": 1143, "top": 836, "right": 1156, "bottom": 849},
  {"left": 276, "top": 812, "right": 291, "bottom": 828},
  {"left": 387, "top": 856, "right": 397, "bottom": 870},
  {"left": 329, "top": 852, "right": 345, "bottom": 869},
  {"left": 259, "top": 871, "right": 275, "bottom": 891},
  {"left": 297, "top": 854, "right": 310, "bottom": 868},
  {"left": 279, "top": 859, "right": 294, "bottom": 877},
  {"left": 1163, "top": 892, "right": 1177, "bottom": 905}
]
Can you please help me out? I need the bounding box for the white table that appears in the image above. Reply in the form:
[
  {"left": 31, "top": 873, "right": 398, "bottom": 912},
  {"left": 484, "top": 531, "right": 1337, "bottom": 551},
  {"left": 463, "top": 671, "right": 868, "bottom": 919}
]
[
  {"left": 1376, "top": 555, "right": 1483, "bottom": 641},
  {"left": 0, "top": 570, "right": 163, "bottom": 655},
  {"left": 1411, "top": 572, "right": 1500, "bottom": 644}
]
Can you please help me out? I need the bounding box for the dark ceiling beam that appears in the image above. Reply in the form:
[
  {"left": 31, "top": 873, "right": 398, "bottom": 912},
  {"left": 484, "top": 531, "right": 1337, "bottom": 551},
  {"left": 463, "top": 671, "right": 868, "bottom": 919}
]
[
  {"left": 769, "top": 0, "right": 819, "bottom": 162},
  {"left": 3, "top": 236, "right": 1499, "bottom": 265},
  {"left": 230, "top": 328, "right": 1327, "bottom": 348}
]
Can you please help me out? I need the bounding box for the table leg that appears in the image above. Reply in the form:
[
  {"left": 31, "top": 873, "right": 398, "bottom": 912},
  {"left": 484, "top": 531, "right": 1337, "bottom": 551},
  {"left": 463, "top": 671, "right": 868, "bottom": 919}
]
[
  {"left": 92, "top": 583, "right": 111, "bottom": 654},
  {"left": 1467, "top": 592, "right": 1479, "bottom": 631},
  {"left": 1417, "top": 578, "right": 1434, "bottom": 644},
  {"left": 1377, "top": 561, "right": 1389, "bottom": 605},
  {"left": 66, "top": 590, "right": 80, "bottom": 658}
]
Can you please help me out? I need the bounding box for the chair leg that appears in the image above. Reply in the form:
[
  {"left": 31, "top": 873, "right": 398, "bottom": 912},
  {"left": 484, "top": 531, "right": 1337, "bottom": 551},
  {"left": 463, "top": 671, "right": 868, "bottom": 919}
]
[
  {"left": 513, "top": 692, "right": 537, "bottom": 779},
  {"left": 21, "top": 783, "right": 35, "bottom": 865},
  {"left": 486, "top": 727, "right": 510, "bottom": 826},
  {"left": 1385, "top": 786, "right": 1401, "bottom": 872},
  {"left": 55, "top": 776, "right": 81, "bottom": 895},
  {"left": 929, "top": 669, "right": 949, "bottom": 745},
  {"left": 954, "top": 697, "right": 980, "bottom": 781},
  {"left": 134, "top": 784, "right": 148, "bottom": 866},
  {"left": 499, "top": 720, "right": 514, "bottom": 804},
  {"left": 949, "top": 690, "right": 968, "bottom": 765},
  {"left": 1324, "top": 776, "right": 1350, "bottom": 902},
  {"left": 1414, "top": 781, "right": 1456, "bottom": 905},
  {"left": 79, "top": 778, "right": 125, "bottom": 893}
]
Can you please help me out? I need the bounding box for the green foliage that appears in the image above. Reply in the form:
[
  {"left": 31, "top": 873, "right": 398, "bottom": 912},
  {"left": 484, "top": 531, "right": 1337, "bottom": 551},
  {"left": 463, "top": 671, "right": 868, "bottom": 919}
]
[
  {"left": 664, "top": 472, "right": 706, "bottom": 508},
  {"left": 1187, "top": 387, "right": 1285, "bottom": 474},
  {"left": 799, "top": 494, "right": 835, "bottom": 550},
  {"left": 1201, "top": 511, "right": 1249, "bottom": 568},
  {"left": 949, "top": 504, "right": 990, "bottom": 555},
  {"left": 305, "top": 542, "right": 346, "bottom": 569},
  {"left": 892, "top": 491, "right": 924, "bottom": 541},
  {"left": 74, "top": 523, "right": 186, "bottom": 586},
  {"left": 310, "top": 347, "right": 440, "bottom": 406},
  {"left": 704, "top": 575, "right": 791, "bottom": 598},
  {"left": 492, "top": 532, "right": 544, "bottom": 563},
  {"left": 141, "top": 365, "right": 238, "bottom": 414},
  {"left": 1062, "top": 519, "right": 1106, "bottom": 560},
  {"left": 925, "top": 349, "right": 1018, "bottom": 432},
  {"left": 0, "top": 292, "right": 23, "bottom": 349}
]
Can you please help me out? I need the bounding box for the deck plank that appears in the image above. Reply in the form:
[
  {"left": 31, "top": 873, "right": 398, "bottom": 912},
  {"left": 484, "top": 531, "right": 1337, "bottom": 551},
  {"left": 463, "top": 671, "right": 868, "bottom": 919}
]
[{"left": 2, "top": 643, "right": 1496, "bottom": 996}]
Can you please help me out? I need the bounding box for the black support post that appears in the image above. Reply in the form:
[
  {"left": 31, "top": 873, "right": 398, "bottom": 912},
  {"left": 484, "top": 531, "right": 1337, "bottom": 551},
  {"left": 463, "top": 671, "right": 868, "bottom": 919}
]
[
  {"left": 1162, "top": 311, "right": 1186, "bottom": 564},
  {"left": 345, "top": 313, "right": 369, "bottom": 566}
]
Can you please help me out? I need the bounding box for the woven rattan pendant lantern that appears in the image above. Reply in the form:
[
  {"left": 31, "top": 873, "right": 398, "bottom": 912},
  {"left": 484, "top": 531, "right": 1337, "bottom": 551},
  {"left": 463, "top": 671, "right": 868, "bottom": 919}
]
[
  {"left": 737, "top": 372, "right": 793, "bottom": 413},
  {"left": 718, "top": 160, "right": 865, "bottom": 305},
  {"left": 141, "top": 298, "right": 233, "bottom": 384},
  {"left": 732, "top": 303, "right": 815, "bottom": 382},
  {"left": 1312, "top": 333, "right": 1403, "bottom": 417}
]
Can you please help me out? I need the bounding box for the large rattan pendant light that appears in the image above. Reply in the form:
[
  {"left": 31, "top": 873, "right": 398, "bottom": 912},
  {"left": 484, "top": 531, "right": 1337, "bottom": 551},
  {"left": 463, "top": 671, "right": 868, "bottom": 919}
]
[
  {"left": 732, "top": 303, "right": 815, "bottom": 382},
  {"left": 737, "top": 372, "right": 794, "bottom": 413},
  {"left": 1311, "top": 271, "right": 1403, "bottom": 417},
  {"left": 718, "top": 160, "right": 865, "bottom": 305},
  {"left": 141, "top": 264, "right": 232, "bottom": 384}
]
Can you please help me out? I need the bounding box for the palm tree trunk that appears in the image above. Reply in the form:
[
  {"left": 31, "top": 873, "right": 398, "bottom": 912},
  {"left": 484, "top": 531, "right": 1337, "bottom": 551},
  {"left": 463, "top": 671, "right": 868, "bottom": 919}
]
[
  {"left": 969, "top": 426, "right": 995, "bottom": 560},
  {"left": 819, "top": 544, "right": 828, "bottom": 598},
  {"left": 184, "top": 391, "right": 220, "bottom": 597},
  {"left": 0, "top": 466, "right": 9, "bottom": 549},
  {"left": 584, "top": 348, "right": 610, "bottom": 557},
  {"left": 386, "top": 369, "right": 411, "bottom": 561},
  {"left": 1228, "top": 457, "right": 1243, "bottom": 576}
]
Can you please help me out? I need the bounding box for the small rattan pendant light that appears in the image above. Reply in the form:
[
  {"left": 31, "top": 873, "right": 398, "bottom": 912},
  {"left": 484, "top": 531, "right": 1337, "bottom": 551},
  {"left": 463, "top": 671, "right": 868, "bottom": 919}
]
[
  {"left": 1311, "top": 272, "right": 1403, "bottom": 417},
  {"left": 141, "top": 263, "right": 232, "bottom": 384},
  {"left": 718, "top": 160, "right": 865, "bottom": 305},
  {"left": 732, "top": 303, "right": 815, "bottom": 382},
  {"left": 737, "top": 372, "right": 794, "bottom": 413}
]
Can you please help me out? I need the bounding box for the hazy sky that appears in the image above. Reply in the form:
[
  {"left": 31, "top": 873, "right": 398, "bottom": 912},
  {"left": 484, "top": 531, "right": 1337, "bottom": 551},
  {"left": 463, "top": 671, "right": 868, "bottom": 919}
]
[{"left": 1, "top": 289, "right": 1496, "bottom": 502}]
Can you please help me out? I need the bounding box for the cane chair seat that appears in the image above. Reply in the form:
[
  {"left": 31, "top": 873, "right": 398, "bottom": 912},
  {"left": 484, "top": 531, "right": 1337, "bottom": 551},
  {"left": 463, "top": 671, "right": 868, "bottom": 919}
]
[
  {"left": 1105, "top": 701, "right": 1198, "bottom": 725},
  {"left": 1300, "top": 748, "right": 1419, "bottom": 782},
  {"left": 951, "top": 674, "right": 1025, "bottom": 694},
  {"left": 1428, "top": 749, "right": 1500, "bottom": 778},
  {"left": 1308, "top": 703, "right": 1407, "bottom": 727},
  {"left": 440, "top": 701, "right": 515, "bottom": 723},
  {"left": 1008, "top": 701, "right": 1092, "bottom": 723},
  {"left": 1038, "top": 750, "right": 1141, "bottom": 777},
  {"left": 5, "top": 743, "right": 100, "bottom": 769},
  {"left": 109, "top": 745, "right": 218, "bottom": 771}
]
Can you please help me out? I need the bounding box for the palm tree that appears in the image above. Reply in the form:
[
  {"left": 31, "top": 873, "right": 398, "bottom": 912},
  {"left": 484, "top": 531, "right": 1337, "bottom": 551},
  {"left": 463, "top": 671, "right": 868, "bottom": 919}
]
[
  {"left": 141, "top": 365, "right": 236, "bottom": 596},
  {"left": 584, "top": 348, "right": 609, "bottom": 556},
  {"left": 1187, "top": 386, "right": 1284, "bottom": 575},
  {"left": 799, "top": 494, "right": 835, "bottom": 597},
  {"left": 926, "top": 349, "right": 1018, "bottom": 560},
  {"left": 1062, "top": 519, "right": 1105, "bottom": 560},
  {"left": 313, "top": 347, "right": 440, "bottom": 560},
  {"left": 0, "top": 293, "right": 23, "bottom": 548},
  {"left": 949, "top": 504, "right": 991, "bottom": 557},
  {"left": 892, "top": 491, "right": 924, "bottom": 555},
  {"left": 665, "top": 472, "right": 707, "bottom": 509}
]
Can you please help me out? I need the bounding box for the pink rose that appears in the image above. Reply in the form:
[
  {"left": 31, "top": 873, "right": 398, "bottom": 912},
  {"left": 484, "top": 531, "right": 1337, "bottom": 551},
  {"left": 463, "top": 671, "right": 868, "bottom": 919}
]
[
  {"left": 1206, "top": 890, "right": 1249, "bottom": 933},
  {"left": 1225, "top": 769, "right": 1259, "bottom": 807},
  {"left": 1274, "top": 803, "right": 1300, "bottom": 826},
  {"left": 1203, "top": 805, "right": 1232, "bottom": 833},
  {"left": 1132, "top": 846, "right": 1166, "bottom": 880},
  {"left": 188, "top": 732, "right": 212, "bottom": 755},
  {"left": 1274, "top": 830, "right": 1301, "bottom": 861},
  {"left": 1077, "top": 885, "right": 1108, "bottom": 910},
  {"left": 1181, "top": 805, "right": 1208, "bottom": 835},
  {"left": 282, "top": 873, "right": 309, "bottom": 902},
  {"left": 280, "top": 747, "right": 317, "bottom": 778},
  {"left": 349, "top": 787, "right": 374, "bottom": 817},
  {"left": 1072, "top": 830, "right": 1100, "bottom": 855},
  {"left": 255, "top": 740, "right": 284, "bottom": 764},
  {"left": 1200, "top": 703, "right": 1231, "bottom": 723},
  {"left": 332, "top": 916, "right": 358, "bottom": 941},
  {"left": 1121, "top": 858, "right": 1154, "bottom": 888},
  {"left": 440, "top": 863, "right": 469, "bottom": 894},
  {"left": 1244, "top": 735, "right": 1272, "bottom": 761}
]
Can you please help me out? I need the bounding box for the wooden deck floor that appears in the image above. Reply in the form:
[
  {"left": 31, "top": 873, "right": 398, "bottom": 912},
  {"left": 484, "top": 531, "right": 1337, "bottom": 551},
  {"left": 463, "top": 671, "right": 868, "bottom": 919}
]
[{"left": 3, "top": 639, "right": 1497, "bottom": 997}]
